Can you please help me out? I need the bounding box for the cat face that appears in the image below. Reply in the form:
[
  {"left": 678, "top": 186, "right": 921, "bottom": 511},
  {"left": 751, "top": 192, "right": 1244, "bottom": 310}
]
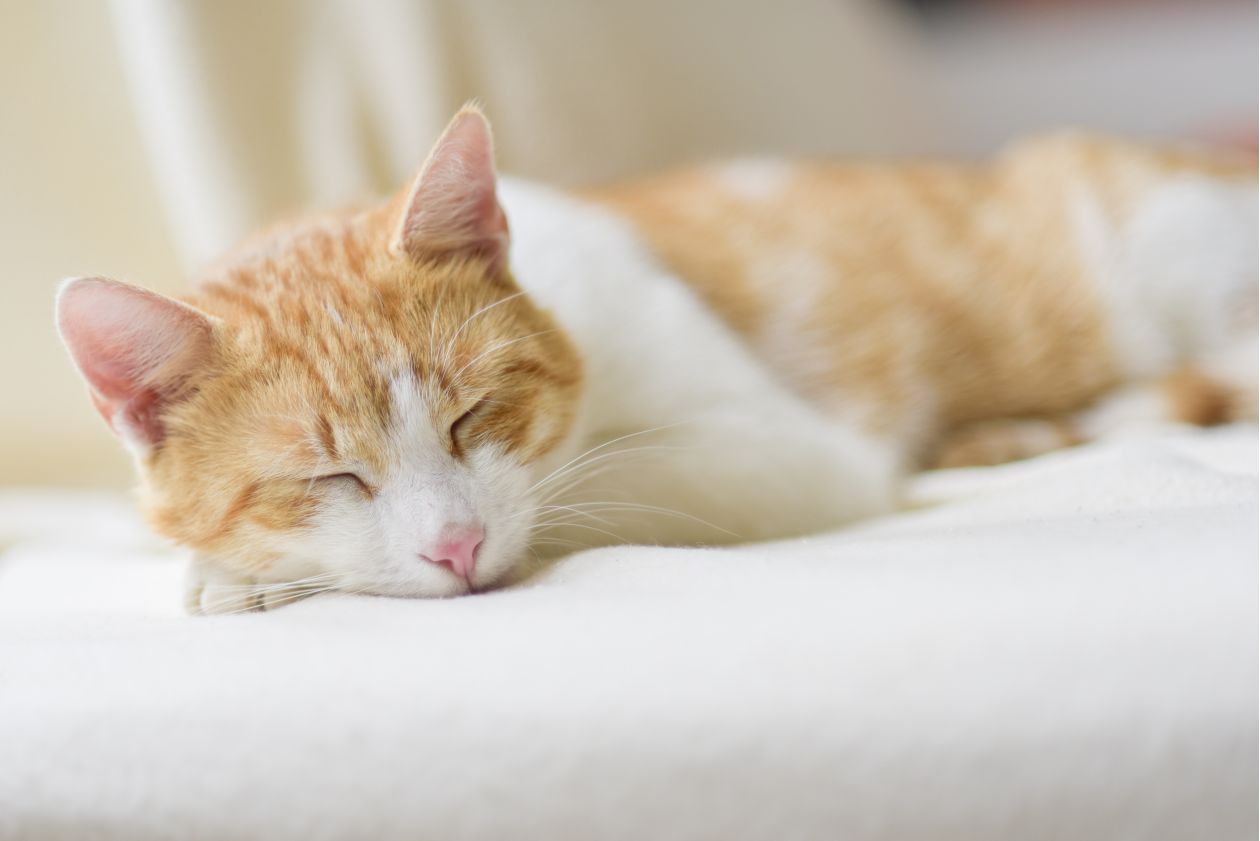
[{"left": 57, "top": 107, "right": 583, "bottom": 598}]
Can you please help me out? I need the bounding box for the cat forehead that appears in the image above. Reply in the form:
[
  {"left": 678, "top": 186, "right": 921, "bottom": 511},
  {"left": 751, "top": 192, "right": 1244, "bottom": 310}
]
[
  {"left": 216, "top": 280, "right": 513, "bottom": 394},
  {"left": 388, "top": 368, "right": 450, "bottom": 451},
  {"left": 198, "top": 221, "right": 513, "bottom": 334},
  {"left": 226, "top": 365, "right": 451, "bottom": 472}
]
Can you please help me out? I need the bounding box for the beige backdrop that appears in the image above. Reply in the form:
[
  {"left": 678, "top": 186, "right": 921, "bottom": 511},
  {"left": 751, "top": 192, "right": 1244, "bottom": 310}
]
[
  {"left": 1, "top": 0, "right": 1253, "bottom": 488},
  {"left": 1, "top": 0, "right": 928, "bottom": 488},
  {"left": 2, "top": 2, "right": 182, "bottom": 488}
]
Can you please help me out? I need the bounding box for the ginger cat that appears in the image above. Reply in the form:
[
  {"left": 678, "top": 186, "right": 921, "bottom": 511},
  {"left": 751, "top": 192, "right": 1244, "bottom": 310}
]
[{"left": 56, "top": 107, "right": 1257, "bottom": 613}]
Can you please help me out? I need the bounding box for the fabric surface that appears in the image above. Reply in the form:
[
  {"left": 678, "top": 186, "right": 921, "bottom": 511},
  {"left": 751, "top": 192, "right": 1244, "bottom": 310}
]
[{"left": 1, "top": 427, "right": 1255, "bottom": 840}]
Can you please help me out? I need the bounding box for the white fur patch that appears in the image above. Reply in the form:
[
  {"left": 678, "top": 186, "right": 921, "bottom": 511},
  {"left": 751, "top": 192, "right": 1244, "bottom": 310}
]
[
  {"left": 1079, "top": 176, "right": 1258, "bottom": 379},
  {"left": 713, "top": 160, "right": 795, "bottom": 202},
  {"left": 499, "top": 178, "right": 902, "bottom": 544},
  {"left": 1077, "top": 383, "right": 1178, "bottom": 440}
]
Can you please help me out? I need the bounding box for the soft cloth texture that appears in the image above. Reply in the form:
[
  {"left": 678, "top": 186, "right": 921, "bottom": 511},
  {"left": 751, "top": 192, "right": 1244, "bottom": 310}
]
[{"left": 1, "top": 427, "right": 1255, "bottom": 840}]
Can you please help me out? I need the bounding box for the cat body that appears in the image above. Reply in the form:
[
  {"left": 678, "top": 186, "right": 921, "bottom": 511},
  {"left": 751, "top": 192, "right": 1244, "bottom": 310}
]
[
  {"left": 56, "top": 109, "right": 1257, "bottom": 613},
  {"left": 493, "top": 177, "right": 903, "bottom": 545}
]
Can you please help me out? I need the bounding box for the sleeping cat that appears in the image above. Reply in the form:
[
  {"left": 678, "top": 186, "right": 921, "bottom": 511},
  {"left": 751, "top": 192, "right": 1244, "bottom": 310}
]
[{"left": 56, "top": 106, "right": 1257, "bottom": 614}]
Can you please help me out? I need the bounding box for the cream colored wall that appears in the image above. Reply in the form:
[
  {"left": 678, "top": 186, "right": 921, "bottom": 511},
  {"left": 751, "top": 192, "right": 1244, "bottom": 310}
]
[
  {"left": 1, "top": 0, "right": 1251, "bottom": 490},
  {"left": 107, "top": 0, "right": 929, "bottom": 267},
  {"left": 0, "top": 0, "right": 927, "bottom": 489},
  {"left": 0, "top": 2, "right": 183, "bottom": 487}
]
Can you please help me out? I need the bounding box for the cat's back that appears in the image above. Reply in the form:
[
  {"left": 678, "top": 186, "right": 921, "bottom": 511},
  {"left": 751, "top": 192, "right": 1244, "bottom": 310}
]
[
  {"left": 585, "top": 134, "right": 1256, "bottom": 431},
  {"left": 585, "top": 132, "right": 1254, "bottom": 328}
]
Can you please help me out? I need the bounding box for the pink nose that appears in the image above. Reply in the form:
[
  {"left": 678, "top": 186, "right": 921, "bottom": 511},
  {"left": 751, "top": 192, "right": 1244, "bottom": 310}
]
[{"left": 419, "top": 525, "right": 484, "bottom": 581}]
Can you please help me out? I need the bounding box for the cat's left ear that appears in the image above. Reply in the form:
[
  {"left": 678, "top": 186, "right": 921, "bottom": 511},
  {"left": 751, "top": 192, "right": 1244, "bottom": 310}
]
[
  {"left": 391, "top": 105, "right": 510, "bottom": 269},
  {"left": 56, "top": 277, "right": 217, "bottom": 456}
]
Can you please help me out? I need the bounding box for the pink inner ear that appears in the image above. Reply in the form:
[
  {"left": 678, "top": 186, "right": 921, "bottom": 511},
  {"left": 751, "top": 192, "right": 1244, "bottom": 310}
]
[
  {"left": 57, "top": 277, "right": 213, "bottom": 449},
  {"left": 393, "top": 107, "right": 510, "bottom": 265}
]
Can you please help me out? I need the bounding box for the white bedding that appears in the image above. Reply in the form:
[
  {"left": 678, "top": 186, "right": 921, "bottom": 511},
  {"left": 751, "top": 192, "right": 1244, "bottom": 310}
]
[{"left": 1, "top": 427, "right": 1255, "bottom": 841}]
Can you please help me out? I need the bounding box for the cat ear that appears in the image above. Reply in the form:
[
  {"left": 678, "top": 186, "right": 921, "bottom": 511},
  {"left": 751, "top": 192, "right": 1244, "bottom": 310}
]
[
  {"left": 56, "top": 276, "right": 216, "bottom": 454},
  {"left": 390, "top": 105, "right": 510, "bottom": 268}
]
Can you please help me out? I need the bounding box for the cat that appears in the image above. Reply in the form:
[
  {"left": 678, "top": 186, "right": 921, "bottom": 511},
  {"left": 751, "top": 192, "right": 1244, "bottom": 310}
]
[{"left": 56, "top": 106, "right": 1258, "bottom": 614}]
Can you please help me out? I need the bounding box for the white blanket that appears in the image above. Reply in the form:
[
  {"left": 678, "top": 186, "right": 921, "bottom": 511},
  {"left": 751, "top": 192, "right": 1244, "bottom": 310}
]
[{"left": 1, "top": 427, "right": 1255, "bottom": 841}]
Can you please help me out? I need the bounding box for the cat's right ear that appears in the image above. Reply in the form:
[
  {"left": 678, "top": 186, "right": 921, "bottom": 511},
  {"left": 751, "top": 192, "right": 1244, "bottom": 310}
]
[
  {"left": 390, "top": 105, "right": 510, "bottom": 269},
  {"left": 56, "top": 277, "right": 216, "bottom": 455}
]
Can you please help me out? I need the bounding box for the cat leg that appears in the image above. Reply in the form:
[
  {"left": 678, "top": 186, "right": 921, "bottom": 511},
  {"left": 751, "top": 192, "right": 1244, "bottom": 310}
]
[
  {"left": 929, "top": 367, "right": 1248, "bottom": 469},
  {"left": 928, "top": 416, "right": 1080, "bottom": 469},
  {"left": 1075, "top": 367, "right": 1247, "bottom": 438}
]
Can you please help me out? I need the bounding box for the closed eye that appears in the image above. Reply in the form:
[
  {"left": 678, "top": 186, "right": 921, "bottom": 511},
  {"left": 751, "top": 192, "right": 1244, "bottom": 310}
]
[
  {"left": 318, "top": 472, "right": 373, "bottom": 495},
  {"left": 451, "top": 399, "right": 489, "bottom": 442}
]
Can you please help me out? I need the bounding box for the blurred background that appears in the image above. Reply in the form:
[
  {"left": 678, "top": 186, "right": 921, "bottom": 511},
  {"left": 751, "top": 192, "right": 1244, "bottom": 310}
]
[{"left": 1, "top": 0, "right": 1255, "bottom": 489}]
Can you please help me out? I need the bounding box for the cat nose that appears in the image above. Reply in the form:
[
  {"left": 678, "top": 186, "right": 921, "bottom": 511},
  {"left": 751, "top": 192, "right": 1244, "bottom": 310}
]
[{"left": 418, "top": 525, "right": 484, "bottom": 582}]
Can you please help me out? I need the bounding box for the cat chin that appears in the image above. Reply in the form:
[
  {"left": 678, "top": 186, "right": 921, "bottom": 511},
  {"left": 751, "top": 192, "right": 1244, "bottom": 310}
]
[
  {"left": 338, "top": 548, "right": 522, "bottom": 600},
  {"left": 352, "top": 577, "right": 473, "bottom": 600}
]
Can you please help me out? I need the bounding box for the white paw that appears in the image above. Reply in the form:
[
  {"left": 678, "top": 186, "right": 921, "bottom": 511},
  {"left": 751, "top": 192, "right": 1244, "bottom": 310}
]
[{"left": 183, "top": 555, "right": 321, "bottom": 615}]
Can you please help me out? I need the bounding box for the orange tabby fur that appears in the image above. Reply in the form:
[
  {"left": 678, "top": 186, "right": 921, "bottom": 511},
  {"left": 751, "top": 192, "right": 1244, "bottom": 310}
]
[
  {"left": 588, "top": 133, "right": 1256, "bottom": 465},
  {"left": 56, "top": 107, "right": 1256, "bottom": 611},
  {"left": 145, "top": 204, "right": 581, "bottom": 575}
]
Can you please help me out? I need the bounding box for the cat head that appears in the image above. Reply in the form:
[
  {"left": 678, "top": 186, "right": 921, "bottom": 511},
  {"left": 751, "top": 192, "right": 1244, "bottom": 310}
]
[{"left": 57, "top": 107, "right": 584, "bottom": 601}]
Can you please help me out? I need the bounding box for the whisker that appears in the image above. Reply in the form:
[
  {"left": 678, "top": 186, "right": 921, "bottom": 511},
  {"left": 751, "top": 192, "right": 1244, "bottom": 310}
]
[
  {"left": 448, "top": 329, "right": 556, "bottom": 385},
  {"left": 527, "top": 504, "right": 620, "bottom": 527},
  {"left": 527, "top": 520, "right": 627, "bottom": 543},
  {"left": 210, "top": 584, "right": 341, "bottom": 616},
  {"left": 205, "top": 572, "right": 343, "bottom": 593},
  {"left": 538, "top": 501, "right": 741, "bottom": 539},
  {"left": 441, "top": 290, "right": 527, "bottom": 364},
  {"left": 525, "top": 422, "right": 692, "bottom": 497},
  {"left": 531, "top": 444, "right": 694, "bottom": 505},
  {"left": 528, "top": 536, "right": 589, "bottom": 549}
]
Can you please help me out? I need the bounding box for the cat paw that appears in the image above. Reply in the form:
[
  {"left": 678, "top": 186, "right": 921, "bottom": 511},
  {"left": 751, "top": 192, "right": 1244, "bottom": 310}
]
[
  {"left": 183, "top": 556, "right": 319, "bottom": 615},
  {"left": 929, "top": 417, "right": 1079, "bottom": 469}
]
